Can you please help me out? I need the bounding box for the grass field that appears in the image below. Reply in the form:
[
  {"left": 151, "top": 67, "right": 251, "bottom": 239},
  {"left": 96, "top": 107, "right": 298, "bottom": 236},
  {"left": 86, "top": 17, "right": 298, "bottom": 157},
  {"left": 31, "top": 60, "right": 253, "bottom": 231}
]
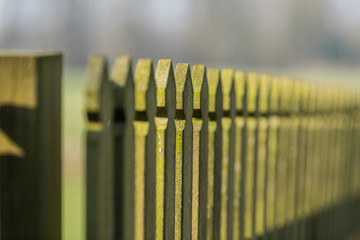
[
  {"left": 62, "top": 65, "right": 360, "bottom": 240},
  {"left": 63, "top": 68, "right": 85, "bottom": 240}
]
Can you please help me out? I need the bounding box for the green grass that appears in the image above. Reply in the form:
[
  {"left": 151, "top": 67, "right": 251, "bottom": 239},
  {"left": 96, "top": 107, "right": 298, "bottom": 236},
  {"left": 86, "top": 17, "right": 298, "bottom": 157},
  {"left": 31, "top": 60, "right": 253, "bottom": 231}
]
[{"left": 62, "top": 68, "right": 85, "bottom": 240}]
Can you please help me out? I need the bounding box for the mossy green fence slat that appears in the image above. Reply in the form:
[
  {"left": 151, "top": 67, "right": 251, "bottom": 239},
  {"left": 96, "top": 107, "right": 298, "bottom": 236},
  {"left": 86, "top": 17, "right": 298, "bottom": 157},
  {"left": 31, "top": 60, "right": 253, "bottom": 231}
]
[
  {"left": 206, "top": 68, "right": 220, "bottom": 240},
  {"left": 174, "top": 63, "right": 193, "bottom": 240},
  {"left": 233, "top": 71, "right": 245, "bottom": 240},
  {"left": 111, "top": 56, "right": 135, "bottom": 240},
  {"left": 84, "top": 55, "right": 360, "bottom": 240},
  {"left": 84, "top": 55, "right": 114, "bottom": 240}
]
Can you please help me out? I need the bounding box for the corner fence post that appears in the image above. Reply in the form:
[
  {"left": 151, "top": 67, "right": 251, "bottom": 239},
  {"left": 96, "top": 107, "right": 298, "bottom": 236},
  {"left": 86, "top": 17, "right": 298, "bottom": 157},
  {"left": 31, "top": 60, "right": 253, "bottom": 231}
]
[{"left": 0, "top": 52, "right": 62, "bottom": 239}]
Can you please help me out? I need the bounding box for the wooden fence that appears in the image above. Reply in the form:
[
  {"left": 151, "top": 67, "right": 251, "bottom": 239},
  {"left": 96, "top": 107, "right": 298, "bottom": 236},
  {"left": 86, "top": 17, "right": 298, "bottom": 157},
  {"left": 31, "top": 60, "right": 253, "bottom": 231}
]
[
  {"left": 84, "top": 55, "right": 360, "bottom": 240},
  {"left": 0, "top": 53, "right": 62, "bottom": 239}
]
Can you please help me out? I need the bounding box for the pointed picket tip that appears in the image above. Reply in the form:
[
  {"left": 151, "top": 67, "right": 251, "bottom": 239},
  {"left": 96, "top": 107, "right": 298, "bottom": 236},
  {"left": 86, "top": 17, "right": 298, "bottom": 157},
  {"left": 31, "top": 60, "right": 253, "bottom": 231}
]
[
  {"left": 220, "top": 68, "right": 234, "bottom": 112},
  {"left": 84, "top": 55, "right": 108, "bottom": 114},
  {"left": 207, "top": 68, "right": 220, "bottom": 113},
  {"left": 259, "top": 74, "right": 271, "bottom": 114},
  {"left": 279, "top": 77, "right": 294, "bottom": 113},
  {"left": 290, "top": 80, "right": 302, "bottom": 113},
  {"left": 234, "top": 71, "right": 245, "bottom": 112},
  {"left": 192, "top": 65, "right": 206, "bottom": 111},
  {"left": 220, "top": 69, "right": 234, "bottom": 94},
  {"left": 270, "top": 76, "right": 282, "bottom": 114},
  {"left": 134, "top": 59, "right": 153, "bottom": 112},
  {"left": 111, "top": 55, "right": 132, "bottom": 87},
  {"left": 175, "top": 63, "right": 191, "bottom": 111},
  {"left": 246, "top": 72, "right": 260, "bottom": 114},
  {"left": 155, "top": 59, "right": 173, "bottom": 108}
]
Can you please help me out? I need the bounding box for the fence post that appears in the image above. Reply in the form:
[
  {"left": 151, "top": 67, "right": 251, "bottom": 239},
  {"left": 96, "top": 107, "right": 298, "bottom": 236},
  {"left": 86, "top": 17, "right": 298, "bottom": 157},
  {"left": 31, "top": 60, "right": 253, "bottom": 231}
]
[{"left": 0, "top": 52, "right": 62, "bottom": 239}]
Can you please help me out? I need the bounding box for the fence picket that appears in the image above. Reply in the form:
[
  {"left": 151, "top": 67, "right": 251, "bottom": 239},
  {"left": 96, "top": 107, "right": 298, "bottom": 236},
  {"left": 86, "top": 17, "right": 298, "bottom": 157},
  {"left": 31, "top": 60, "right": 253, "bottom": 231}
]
[
  {"left": 190, "top": 65, "right": 208, "bottom": 240},
  {"left": 243, "top": 72, "right": 259, "bottom": 240},
  {"left": 255, "top": 74, "right": 270, "bottom": 239},
  {"left": 110, "top": 56, "right": 135, "bottom": 239},
  {"left": 265, "top": 76, "right": 280, "bottom": 240},
  {"left": 206, "top": 68, "right": 220, "bottom": 240},
  {"left": 233, "top": 71, "right": 245, "bottom": 240},
  {"left": 85, "top": 55, "right": 115, "bottom": 240}
]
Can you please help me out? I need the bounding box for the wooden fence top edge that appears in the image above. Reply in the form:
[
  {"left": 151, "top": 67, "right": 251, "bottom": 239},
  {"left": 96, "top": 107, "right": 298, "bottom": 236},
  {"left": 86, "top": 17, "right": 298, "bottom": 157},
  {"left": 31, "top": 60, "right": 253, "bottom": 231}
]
[{"left": 0, "top": 51, "right": 62, "bottom": 58}]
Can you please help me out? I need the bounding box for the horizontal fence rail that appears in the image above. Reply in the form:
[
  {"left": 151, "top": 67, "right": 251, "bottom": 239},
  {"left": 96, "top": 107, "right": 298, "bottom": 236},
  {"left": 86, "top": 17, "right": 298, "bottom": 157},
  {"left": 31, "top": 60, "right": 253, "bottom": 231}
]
[{"left": 84, "top": 55, "right": 360, "bottom": 240}]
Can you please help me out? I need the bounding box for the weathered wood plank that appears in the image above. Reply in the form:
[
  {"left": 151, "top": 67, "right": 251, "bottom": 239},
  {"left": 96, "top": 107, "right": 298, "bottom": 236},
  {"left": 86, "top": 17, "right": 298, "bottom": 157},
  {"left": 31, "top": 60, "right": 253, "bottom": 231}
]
[
  {"left": 133, "top": 59, "right": 156, "bottom": 240},
  {"left": 154, "top": 59, "right": 176, "bottom": 240},
  {"left": 255, "top": 74, "right": 270, "bottom": 239},
  {"left": 288, "top": 80, "right": 301, "bottom": 240},
  {"left": 274, "top": 78, "right": 292, "bottom": 239},
  {"left": 110, "top": 56, "right": 135, "bottom": 240},
  {"left": 198, "top": 65, "right": 210, "bottom": 240},
  {"left": 232, "top": 71, "right": 245, "bottom": 240},
  {"left": 85, "top": 55, "right": 114, "bottom": 240},
  {"left": 190, "top": 65, "right": 208, "bottom": 240},
  {"left": 284, "top": 80, "right": 297, "bottom": 239},
  {"left": 294, "top": 81, "right": 309, "bottom": 240},
  {"left": 212, "top": 69, "right": 223, "bottom": 240},
  {"left": 218, "top": 69, "right": 234, "bottom": 240},
  {"left": 302, "top": 84, "right": 318, "bottom": 240},
  {"left": 174, "top": 63, "right": 193, "bottom": 240},
  {"left": 243, "top": 72, "right": 259, "bottom": 240},
  {"left": 206, "top": 68, "right": 220, "bottom": 240},
  {"left": 264, "top": 76, "right": 280, "bottom": 240}
]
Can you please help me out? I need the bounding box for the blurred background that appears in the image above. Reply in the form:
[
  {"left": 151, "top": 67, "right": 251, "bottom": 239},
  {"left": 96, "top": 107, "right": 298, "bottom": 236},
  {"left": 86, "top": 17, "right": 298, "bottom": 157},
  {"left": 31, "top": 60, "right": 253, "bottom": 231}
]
[{"left": 1, "top": 0, "right": 359, "bottom": 239}]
